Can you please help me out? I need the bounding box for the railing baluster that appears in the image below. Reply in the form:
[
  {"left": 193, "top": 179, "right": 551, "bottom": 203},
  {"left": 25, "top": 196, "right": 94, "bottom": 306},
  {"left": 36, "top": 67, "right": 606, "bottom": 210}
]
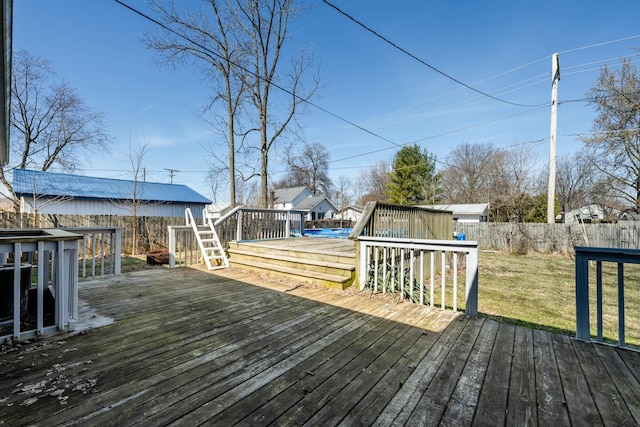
[
  {"left": 441, "top": 251, "right": 446, "bottom": 310},
  {"left": 596, "top": 261, "right": 603, "bottom": 342},
  {"left": 430, "top": 251, "right": 435, "bottom": 308},
  {"left": 453, "top": 252, "right": 458, "bottom": 312},
  {"left": 618, "top": 262, "right": 625, "bottom": 347}
]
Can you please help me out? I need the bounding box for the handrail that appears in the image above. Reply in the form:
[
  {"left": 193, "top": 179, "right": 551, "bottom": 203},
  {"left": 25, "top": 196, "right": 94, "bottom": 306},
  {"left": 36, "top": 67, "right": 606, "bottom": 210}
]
[
  {"left": 575, "top": 246, "right": 640, "bottom": 348},
  {"left": 214, "top": 205, "right": 243, "bottom": 227}
]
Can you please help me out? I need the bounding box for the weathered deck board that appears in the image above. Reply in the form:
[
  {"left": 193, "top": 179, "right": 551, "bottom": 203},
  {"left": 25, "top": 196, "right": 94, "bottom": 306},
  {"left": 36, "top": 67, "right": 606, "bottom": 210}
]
[{"left": 1, "top": 266, "right": 640, "bottom": 426}]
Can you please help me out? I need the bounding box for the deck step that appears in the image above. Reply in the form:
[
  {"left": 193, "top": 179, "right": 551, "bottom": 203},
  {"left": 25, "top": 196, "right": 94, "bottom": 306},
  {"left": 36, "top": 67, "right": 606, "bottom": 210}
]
[
  {"left": 227, "top": 239, "right": 356, "bottom": 290},
  {"left": 229, "top": 258, "right": 353, "bottom": 290}
]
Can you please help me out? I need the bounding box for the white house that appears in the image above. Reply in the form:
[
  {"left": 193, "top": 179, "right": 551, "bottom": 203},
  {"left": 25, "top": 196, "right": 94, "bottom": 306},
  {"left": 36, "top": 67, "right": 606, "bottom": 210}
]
[
  {"left": 13, "top": 169, "right": 211, "bottom": 217},
  {"left": 273, "top": 186, "right": 337, "bottom": 221},
  {"left": 424, "top": 203, "right": 490, "bottom": 223},
  {"left": 335, "top": 205, "right": 363, "bottom": 222},
  {"left": 562, "top": 204, "right": 620, "bottom": 224}
]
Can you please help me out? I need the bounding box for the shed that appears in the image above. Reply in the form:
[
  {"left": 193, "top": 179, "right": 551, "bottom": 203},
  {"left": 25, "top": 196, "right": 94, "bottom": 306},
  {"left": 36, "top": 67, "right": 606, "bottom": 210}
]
[{"left": 13, "top": 169, "right": 211, "bottom": 217}]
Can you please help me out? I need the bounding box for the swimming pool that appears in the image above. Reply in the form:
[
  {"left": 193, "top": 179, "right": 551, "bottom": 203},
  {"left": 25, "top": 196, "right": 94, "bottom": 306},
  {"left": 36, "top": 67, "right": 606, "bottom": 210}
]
[{"left": 304, "top": 228, "right": 352, "bottom": 238}]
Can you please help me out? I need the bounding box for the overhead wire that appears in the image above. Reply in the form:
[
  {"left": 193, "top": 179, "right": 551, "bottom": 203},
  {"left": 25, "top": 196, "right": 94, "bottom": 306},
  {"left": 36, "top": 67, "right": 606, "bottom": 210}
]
[
  {"left": 321, "top": 0, "right": 548, "bottom": 108},
  {"left": 113, "top": 0, "right": 402, "bottom": 149},
  {"left": 115, "top": 0, "right": 640, "bottom": 180}
]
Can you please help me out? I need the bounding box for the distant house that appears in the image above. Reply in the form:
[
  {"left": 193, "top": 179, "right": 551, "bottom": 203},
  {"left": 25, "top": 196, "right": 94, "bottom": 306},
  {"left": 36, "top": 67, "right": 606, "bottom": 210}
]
[
  {"left": 562, "top": 204, "right": 621, "bottom": 224},
  {"left": 273, "top": 186, "right": 337, "bottom": 220},
  {"left": 424, "top": 203, "right": 489, "bottom": 223},
  {"left": 335, "top": 205, "right": 363, "bottom": 222},
  {"left": 205, "top": 202, "right": 233, "bottom": 220},
  {"left": 13, "top": 169, "right": 211, "bottom": 217}
]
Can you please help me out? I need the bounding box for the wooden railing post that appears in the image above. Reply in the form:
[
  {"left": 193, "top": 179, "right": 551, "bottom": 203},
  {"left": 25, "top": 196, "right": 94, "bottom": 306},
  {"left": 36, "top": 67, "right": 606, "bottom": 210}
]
[
  {"left": 236, "top": 210, "right": 243, "bottom": 241},
  {"left": 168, "top": 226, "right": 176, "bottom": 269},
  {"left": 574, "top": 248, "right": 591, "bottom": 341},
  {"left": 465, "top": 246, "right": 479, "bottom": 317}
]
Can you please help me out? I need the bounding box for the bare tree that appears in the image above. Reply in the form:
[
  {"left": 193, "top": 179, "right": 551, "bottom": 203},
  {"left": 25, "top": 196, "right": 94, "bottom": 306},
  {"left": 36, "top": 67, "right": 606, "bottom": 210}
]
[
  {"left": 1, "top": 50, "right": 110, "bottom": 210},
  {"left": 332, "top": 174, "right": 353, "bottom": 210},
  {"left": 489, "top": 144, "right": 542, "bottom": 221},
  {"left": 146, "top": 0, "right": 317, "bottom": 208},
  {"left": 355, "top": 161, "right": 390, "bottom": 206},
  {"left": 556, "top": 152, "right": 596, "bottom": 213},
  {"left": 583, "top": 57, "right": 640, "bottom": 210},
  {"left": 146, "top": 0, "right": 249, "bottom": 207},
  {"left": 440, "top": 142, "right": 497, "bottom": 204},
  {"left": 238, "top": 0, "right": 319, "bottom": 206},
  {"left": 275, "top": 141, "right": 332, "bottom": 195}
]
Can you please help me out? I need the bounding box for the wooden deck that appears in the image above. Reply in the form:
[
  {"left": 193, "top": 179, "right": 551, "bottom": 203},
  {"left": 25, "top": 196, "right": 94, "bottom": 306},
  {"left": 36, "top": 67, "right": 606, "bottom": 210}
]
[{"left": 1, "top": 267, "right": 640, "bottom": 426}]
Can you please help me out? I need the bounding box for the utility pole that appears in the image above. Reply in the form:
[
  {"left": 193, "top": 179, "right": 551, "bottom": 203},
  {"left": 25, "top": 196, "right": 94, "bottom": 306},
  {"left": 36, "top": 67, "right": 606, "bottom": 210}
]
[
  {"left": 547, "top": 53, "right": 560, "bottom": 224},
  {"left": 164, "top": 168, "right": 180, "bottom": 184}
]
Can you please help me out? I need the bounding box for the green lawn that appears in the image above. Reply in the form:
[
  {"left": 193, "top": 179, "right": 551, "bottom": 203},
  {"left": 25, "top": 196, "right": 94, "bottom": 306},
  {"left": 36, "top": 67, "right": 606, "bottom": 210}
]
[{"left": 471, "top": 251, "right": 640, "bottom": 347}]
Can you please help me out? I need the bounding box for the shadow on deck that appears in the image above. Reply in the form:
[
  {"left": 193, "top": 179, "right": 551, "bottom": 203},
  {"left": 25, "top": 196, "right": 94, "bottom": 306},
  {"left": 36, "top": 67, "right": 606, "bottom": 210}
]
[{"left": 0, "top": 267, "right": 639, "bottom": 426}]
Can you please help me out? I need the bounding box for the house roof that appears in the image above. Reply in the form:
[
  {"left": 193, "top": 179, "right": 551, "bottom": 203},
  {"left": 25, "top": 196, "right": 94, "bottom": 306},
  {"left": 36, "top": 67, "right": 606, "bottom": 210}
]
[
  {"left": 338, "top": 205, "right": 362, "bottom": 213},
  {"left": 294, "top": 196, "right": 338, "bottom": 212},
  {"left": 273, "top": 186, "right": 309, "bottom": 204},
  {"left": 424, "top": 203, "right": 489, "bottom": 216},
  {"left": 13, "top": 169, "right": 211, "bottom": 204}
]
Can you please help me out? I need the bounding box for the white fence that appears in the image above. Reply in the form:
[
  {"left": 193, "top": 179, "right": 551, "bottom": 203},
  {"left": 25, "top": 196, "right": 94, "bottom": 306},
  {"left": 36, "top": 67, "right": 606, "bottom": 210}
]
[
  {"left": 357, "top": 236, "right": 479, "bottom": 315},
  {"left": 0, "top": 229, "right": 82, "bottom": 344},
  {"left": 169, "top": 208, "right": 306, "bottom": 268},
  {"left": 64, "top": 227, "right": 122, "bottom": 277}
]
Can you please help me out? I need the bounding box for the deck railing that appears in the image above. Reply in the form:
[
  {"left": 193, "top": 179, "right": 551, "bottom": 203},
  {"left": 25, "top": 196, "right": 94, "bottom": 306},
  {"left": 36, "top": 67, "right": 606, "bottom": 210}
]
[
  {"left": 575, "top": 246, "right": 640, "bottom": 349},
  {"left": 63, "top": 227, "right": 122, "bottom": 277},
  {"left": 358, "top": 236, "right": 478, "bottom": 315},
  {"left": 0, "top": 229, "right": 82, "bottom": 344},
  {"left": 349, "top": 202, "right": 452, "bottom": 240},
  {"left": 169, "top": 208, "right": 305, "bottom": 268}
]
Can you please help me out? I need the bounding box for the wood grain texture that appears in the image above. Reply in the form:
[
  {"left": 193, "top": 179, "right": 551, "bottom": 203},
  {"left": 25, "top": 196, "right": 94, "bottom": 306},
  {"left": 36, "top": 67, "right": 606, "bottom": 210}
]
[{"left": 0, "top": 266, "right": 639, "bottom": 426}]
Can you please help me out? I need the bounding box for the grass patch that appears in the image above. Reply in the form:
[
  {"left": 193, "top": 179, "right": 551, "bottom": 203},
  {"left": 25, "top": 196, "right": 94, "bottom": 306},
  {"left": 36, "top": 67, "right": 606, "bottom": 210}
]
[{"left": 474, "top": 251, "right": 640, "bottom": 347}]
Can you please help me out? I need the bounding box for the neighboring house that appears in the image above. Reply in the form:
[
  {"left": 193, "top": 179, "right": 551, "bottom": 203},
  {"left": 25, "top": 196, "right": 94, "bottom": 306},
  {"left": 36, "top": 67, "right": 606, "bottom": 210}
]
[
  {"left": 272, "top": 186, "right": 337, "bottom": 220},
  {"left": 334, "top": 205, "right": 363, "bottom": 222},
  {"left": 619, "top": 211, "right": 640, "bottom": 222},
  {"left": 562, "top": 204, "right": 621, "bottom": 224},
  {"left": 206, "top": 202, "right": 233, "bottom": 220},
  {"left": 13, "top": 169, "right": 211, "bottom": 217},
  {"left": 424, "top": 203, "right": 489, "bottom": 223},
  {"left": 272, "top": 186, "right": 312, "bottom": 210}
]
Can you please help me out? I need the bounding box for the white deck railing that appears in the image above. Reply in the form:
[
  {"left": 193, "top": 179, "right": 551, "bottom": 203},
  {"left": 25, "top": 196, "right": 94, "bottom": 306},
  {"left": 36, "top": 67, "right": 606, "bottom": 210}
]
[
  {"left": 358, "top": 236, "right": 479, "bottom": 315},
  {"left": 169, "top": 208, "right": 306, "bottom": 268},
  {"left": 63, "top": 227, "right": 122, "bottom": 277},
  {"left": 575, "top": 246, "right": 640, "bottom": 349},
  {"left": 0, "top": 229, "right": 82, "bottom": 344}
]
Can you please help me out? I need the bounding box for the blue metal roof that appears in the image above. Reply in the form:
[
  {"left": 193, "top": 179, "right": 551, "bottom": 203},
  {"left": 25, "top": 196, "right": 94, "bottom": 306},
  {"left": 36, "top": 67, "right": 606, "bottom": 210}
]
[{"left": 13, "top": 169, "right": 211, "bottom": 204}]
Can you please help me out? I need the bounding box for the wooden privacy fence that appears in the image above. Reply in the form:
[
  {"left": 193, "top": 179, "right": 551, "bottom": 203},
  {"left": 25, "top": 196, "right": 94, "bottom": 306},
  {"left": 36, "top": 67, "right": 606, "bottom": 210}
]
[
  {"left": 0, "top": 212, "right": 185, "bottom": 254},
  {"left": 454, "top": 221, "right": 640, "bottom": 253}
]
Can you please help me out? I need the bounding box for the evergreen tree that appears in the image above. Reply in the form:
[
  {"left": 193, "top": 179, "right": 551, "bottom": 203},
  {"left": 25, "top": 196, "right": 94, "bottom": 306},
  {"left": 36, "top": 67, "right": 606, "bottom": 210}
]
[{"left": 386, "top": 144, "right": 440, "bottom": 205}]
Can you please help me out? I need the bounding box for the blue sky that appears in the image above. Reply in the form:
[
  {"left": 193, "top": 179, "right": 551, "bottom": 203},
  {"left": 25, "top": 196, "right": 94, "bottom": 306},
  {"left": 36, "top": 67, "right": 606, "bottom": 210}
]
[{"left": 13, "top": 0, "right": 640, "bottom": 201}]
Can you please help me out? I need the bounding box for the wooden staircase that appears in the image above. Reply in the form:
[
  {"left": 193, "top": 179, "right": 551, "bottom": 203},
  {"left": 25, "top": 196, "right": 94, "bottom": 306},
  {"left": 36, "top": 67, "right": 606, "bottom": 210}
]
[{"left": 227, "top": 239, "right": 356, "bottom": 290}]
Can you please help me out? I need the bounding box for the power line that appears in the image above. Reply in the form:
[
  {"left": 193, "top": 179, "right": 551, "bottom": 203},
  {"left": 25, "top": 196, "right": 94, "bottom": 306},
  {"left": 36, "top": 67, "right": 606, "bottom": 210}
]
[
  {"left": 330, "top": 104, "right": 548, "bottom": 164},
  {"left": 321, "top": 0, "right": 548, "bottom": 108},
  {"left": 113, "top": 0, "right": 401, "bottom": 149},
  {"left": 558, "top": 33, "right": 640, "bottom": 55}
]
